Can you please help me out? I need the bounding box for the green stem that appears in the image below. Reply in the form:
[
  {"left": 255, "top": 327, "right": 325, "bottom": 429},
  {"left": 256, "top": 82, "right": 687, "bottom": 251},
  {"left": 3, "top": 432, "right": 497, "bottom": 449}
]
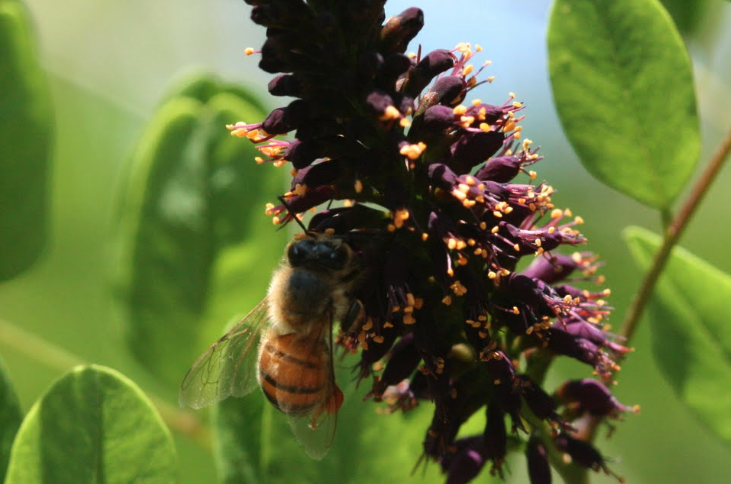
[
  {"left": 0, "top": 317, "right": 211, "bottom": 449},
  {"left": 619, "top": 123, "right": 731, "bottom": 342}
]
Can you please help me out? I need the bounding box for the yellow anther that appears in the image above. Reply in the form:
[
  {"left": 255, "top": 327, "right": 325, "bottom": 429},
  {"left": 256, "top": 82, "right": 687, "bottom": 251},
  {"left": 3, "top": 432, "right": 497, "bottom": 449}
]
[
  {"left": 453, "top": 105, "right": 467, "bottom": 115},
  {"left": 529, "top": 171, "right": 537, "bottom": 180},
  {"left": 354, "top": 179, "right": 363, "bottom": 193},
  {"left": 373, "top": 335, "right": 385, "bottom": 344},
  {"left": 535, "top": 238, "right": 542, "bottom": 247},
  {"left": 509, "top": 92, "right": 516, "bottom": 99},
  {"left": 244, "top": 47, "right": 255, "bottom": 56},
  {"left": 512, "top": 101, "right": 523, "bottom": 108},
  {"left": 472, "top": 99, "right": 482, "bottom": 107},
  {"left": 294, "top": 183, "right": 307, "bottom": 196},
  {"left": 272, "top": 216, "right": 280, "bottom": 225},
  {"left": 442, "top": 295, "right": 452, "bottom": 306},
  {"left": 512, "top": 306, "right": 520, "bottom": 315},
  {"left": 574, "top": 216, "right": 585, "bottom": 224},
  {"left": 479, "top": 123, "right": 491, "bottom": 132},
  {"left": 551, "top": 208, "right": 563, "bottom": 219}
]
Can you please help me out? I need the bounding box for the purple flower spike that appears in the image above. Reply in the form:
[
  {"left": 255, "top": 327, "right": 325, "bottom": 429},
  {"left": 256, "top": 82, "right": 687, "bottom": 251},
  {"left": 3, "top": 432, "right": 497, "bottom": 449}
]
[{"left": 230, "top": 2, "right": 632, "bottom": 481}]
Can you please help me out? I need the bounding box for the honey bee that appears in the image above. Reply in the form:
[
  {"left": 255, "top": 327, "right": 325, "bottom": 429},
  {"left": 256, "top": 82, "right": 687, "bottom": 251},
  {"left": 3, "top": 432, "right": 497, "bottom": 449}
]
[{"left": 179, "top": 232, "right": 364, "bottom": 459}]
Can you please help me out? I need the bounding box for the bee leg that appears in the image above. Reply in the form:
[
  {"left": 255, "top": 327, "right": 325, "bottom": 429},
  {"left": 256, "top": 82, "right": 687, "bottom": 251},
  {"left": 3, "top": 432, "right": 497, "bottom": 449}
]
[
  {"left": 342, "top": 300, "right": 364, "bottom": 333},
  {"left": 325, "top": 386, "right": 344, "bottom": 414}
]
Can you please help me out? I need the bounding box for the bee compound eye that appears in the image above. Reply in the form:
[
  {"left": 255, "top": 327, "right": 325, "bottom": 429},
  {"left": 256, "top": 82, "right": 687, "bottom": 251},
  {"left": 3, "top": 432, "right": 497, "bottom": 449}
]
[
  {"left": 322, "top": 246, "right": 348, "bottom": 269},
  {"left": 288, "top": 242, "right": 306, "bottom": 266}
]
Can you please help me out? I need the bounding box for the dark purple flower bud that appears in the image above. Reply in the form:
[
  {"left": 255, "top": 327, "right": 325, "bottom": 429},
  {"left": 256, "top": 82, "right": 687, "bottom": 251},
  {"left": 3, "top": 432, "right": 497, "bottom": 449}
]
[
  {"left": 481, "top": 351, "right": 523, "bottom": 430},
  {"left": 483, "top": 403, "right": 507, "bottom": 464},
  {"left": 445, "top": 445, "right": 487, "bottom": 484},
  {"left": 431, "top": 76, "right": 466, "bottom": 105},
  {"left": 556, "top": 379, "right": 637, "bottom": 418},
  {"left": 380, "top": 7, "right": 424, "bottom": 54},
  {"left": 505, "top": 274, "right": 555, "bottom": 318},
  {"left": 261, "top": 107, "right": 292, "bottom": 134},
  {"left": 521, "top": 254, "right": 580, "bottom": 284},
  {"left": 278, "top": 185, "right": 335, "bottom": 215},
  {"left": 290, "top": 159, "right": 342, "bottom": 190},
  {"left": 428, "top": 163, "right": 459, "bottom": 188},
  {"left": 403, "top": 49, "right": 455, "bottom": 97},
  {"left": 543, "top": 328, "right": 619, "bottom": 380},
  {"left": 450, "top": 131, "right": 504, "bottom": 174},
  {"left": 474, "top": 155, "right": 523, "bottom": 183},
  {"left": 267, "top": 74, "right": 302, "bottom": 97},
  {"left": 464, "top": 103, "right": 504, "bottom": 128},
  {"left": 284, "top": 139, "right": 323, "bottom": 169},
  {"left": 554, "top": 434, "right": 607, "bottom": 471},
  {"left": 259, "top": 38, "right": 290, "bottom": 73},
  {"left": 518, "top": 376, "right": 561, "bottom": 423},
  {"left": 526, "top": 438, "right": 552, "bottom": 484},
  {"left": 422, "top": 105, "right": 456, "bottom": 132},
  {"left": 365, "top": 89, "right": 395, "bottom": 117},
  {"left": 375, "top": 333, "right": 421, "bottom": 395}
]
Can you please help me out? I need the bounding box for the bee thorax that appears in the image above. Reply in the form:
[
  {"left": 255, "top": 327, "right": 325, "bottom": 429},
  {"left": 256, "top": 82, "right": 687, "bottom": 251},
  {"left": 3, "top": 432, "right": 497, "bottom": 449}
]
[{"left": 269, "top": 267, "right": 332, "bottom": 331}]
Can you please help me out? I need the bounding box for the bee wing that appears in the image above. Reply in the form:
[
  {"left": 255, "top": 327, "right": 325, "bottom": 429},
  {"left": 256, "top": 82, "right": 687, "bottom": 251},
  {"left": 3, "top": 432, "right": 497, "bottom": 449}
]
[
  {"left": 283, "top": 319, "right": 340, "bottom": 460},
  {"left": 287, "top": 401, "right": 338, "bottom": 461},
  {"left": 179, "top": 298, "right": 269, "bottom": 409}
]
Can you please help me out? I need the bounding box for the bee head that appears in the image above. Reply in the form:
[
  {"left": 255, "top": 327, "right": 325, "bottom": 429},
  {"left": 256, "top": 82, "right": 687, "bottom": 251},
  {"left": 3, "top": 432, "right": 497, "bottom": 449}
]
[{"left": 287, "top": 236, "right": 350, "bottom": 271}]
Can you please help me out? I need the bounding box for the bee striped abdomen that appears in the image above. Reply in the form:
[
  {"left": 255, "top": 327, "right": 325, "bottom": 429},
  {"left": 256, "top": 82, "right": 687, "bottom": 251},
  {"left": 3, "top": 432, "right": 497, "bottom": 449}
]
[{"left": 259, "top": 333, "right": 328, "bottom": 414}]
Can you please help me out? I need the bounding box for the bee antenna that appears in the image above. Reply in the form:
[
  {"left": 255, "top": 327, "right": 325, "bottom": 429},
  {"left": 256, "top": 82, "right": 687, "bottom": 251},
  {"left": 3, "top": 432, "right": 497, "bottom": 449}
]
[{"left": 277, "top": 195, "right": 310, "bottom": 233}]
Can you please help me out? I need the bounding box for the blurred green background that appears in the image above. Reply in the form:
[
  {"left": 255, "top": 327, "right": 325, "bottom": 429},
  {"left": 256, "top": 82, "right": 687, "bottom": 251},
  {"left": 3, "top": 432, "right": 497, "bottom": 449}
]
[{"left": 1, "top": 0, "right": 730, "bottom": 483}]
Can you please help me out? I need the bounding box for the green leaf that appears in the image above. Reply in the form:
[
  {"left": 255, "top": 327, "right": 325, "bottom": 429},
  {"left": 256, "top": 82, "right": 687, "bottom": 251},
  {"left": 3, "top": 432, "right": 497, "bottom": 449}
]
[
  {"left": 548, "top": 0, "right": 700, "bottom": 210},
  {"left": 113, "top": 74, "right": 284, "bottom": 387},
  {"left": 4, "top": 365, "right": 177, "bottom": 484},
  {"left": 212, "top": 363, "right": 447, "bottom": 484},
  {"left": 660, "top": 0, "right": 711, "bottom": 35},
  {"left": 0, "top": 0, "right": 54, "bottom": 281},
  {"left": 0, "top": 355, "right": 22, "bottom": 482},
  {"left": 625, "top": 227, "right": 731, "bottom": 445}
]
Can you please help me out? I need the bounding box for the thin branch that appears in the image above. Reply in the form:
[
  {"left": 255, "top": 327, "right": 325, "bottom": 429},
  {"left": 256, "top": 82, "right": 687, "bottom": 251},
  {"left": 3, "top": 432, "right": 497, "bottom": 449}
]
[
  {"left": 0, "top": 317, "right": 211, "bottom": 449},
  {"left": 619, "top": 124, "right": 731, "bottom": 342}
]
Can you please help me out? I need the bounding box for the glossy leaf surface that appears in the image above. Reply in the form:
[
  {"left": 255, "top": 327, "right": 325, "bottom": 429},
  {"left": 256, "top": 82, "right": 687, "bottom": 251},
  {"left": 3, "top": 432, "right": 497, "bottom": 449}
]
[
  {"left": 4, "top": 365, "right": 177, "bottom": 484},
  {"left": 548, "top": 0, "right": 700, "bottom": 209}
]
